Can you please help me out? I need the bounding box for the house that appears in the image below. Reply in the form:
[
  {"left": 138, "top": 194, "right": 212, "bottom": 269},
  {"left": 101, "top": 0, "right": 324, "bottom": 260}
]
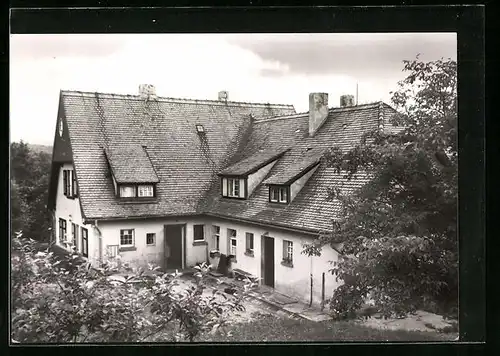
[{"left": 48, "top": 85, "right": 400, "bottom": 306}]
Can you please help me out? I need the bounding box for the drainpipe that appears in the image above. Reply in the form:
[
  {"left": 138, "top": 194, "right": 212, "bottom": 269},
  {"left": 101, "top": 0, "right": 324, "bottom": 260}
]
[
  {"left": 309, "top": 256, "right": 313, "bottom": 307},
  {"left": 92, "top": 219, "right": 103, "bottom": 265}
]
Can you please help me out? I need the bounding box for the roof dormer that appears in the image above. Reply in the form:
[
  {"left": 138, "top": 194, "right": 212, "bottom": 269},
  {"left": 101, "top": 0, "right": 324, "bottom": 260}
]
[
  {"left": 264, "top": 150, "right": 322, "bottom": 204},
  {"left": 104, "top": 144, "right": 160, "bottom": 201},
  {"left": 218, "top": 147, "right": 289, "bottom": 199}
]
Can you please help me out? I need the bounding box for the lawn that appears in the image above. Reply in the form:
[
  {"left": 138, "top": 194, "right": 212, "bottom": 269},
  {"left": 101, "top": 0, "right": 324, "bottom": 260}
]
[{"left": 199, "top": 313, "right": 455, "bottom": 342}]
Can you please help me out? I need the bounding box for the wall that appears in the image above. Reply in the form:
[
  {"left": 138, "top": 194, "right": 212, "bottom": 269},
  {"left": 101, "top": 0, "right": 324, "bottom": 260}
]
[
  {"left": 205, "top": 217, "right": 342, "bottom": 307},
  {"left": 55, "top": 163, "right": 96, "bottom": 263},
  {"left": 290, "top": 165, "right": 319, "bottom": 201},
  {"left": 97, "top": 216, "right": 211, "bottom": 269},
  {"left": 93, "top": 213, "right": 341, "bottom": 306},
  {"left": 247, "top": 160, "right": 277, "bottom": 196}
]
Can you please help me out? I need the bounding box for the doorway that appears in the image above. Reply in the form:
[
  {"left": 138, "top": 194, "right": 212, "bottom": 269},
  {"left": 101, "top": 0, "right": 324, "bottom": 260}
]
[
  {"left": 164, "top": 224, "right": 185, "bottom": 270},
  {"left": 261, "top": 235, "right": 275, "bottom": 288}
]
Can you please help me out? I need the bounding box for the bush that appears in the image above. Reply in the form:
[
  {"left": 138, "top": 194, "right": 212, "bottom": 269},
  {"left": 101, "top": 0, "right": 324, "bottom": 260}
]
[{"left": 11, "top": 237, "right": 248, "bottom": 343}]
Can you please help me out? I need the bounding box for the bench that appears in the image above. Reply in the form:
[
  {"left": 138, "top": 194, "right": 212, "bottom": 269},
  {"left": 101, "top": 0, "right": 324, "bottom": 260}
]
[{"left": 232, "top": 268, "right": 259, "bottom": 283}]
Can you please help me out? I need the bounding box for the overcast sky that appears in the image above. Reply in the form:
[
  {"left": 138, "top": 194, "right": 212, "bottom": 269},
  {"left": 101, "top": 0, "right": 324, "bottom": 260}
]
[{"left": 10, "top": 33, "right": 456, "bottom": 146}]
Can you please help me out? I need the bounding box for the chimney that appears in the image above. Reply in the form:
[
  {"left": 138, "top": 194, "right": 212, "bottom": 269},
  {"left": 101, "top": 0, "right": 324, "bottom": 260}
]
[
  {"left": 340, "top": 94, "right": 355, "bottom": 107},
  {"left": 309, "top": 92, "right": 329, "bottom": 137},
  {"left": 139, "top": 84, "right": 156, "bottom": 99},
  {"left": 218, "top": 91, "right": 228, "bottom": 102}
]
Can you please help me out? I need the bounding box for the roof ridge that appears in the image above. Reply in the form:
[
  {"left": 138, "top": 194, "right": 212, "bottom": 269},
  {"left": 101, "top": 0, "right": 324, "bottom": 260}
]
[
  {"left": 253, "top": 101, "right": 385, "bottom": 123},
  {"left": 60, "top": 90, "right": 295, "bottom": 109}
]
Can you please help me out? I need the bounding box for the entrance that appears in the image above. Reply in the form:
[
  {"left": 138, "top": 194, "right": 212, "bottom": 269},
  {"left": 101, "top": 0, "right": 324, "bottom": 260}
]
[
  {"left": 164, "top": 224, "right": 184, "bottom": 270},
  {"left": 261, "top": 235, "right": 275, "bottom": 288}
]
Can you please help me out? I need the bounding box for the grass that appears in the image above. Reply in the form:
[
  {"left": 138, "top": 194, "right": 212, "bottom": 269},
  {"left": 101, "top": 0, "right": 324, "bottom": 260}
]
[{"left": 199, "top": 313, "right": 455, "bottom": 342}]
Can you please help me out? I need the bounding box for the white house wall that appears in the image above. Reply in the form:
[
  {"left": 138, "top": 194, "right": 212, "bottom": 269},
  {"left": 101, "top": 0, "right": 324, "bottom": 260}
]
[
  {"left": 247, "top": 160, "right": 277, "bottom": 196},
  {"left": 96, "top": 217, "right": 211, "bottom": 269},
  {"left": 93, "top": 213, "right": 341, "bottom": 307},
  {"left": 205, "top": 217, "right": 341, "bottom": 307},
  {"left": 55, "top": 163, "right": 96, "bottom": 263}
]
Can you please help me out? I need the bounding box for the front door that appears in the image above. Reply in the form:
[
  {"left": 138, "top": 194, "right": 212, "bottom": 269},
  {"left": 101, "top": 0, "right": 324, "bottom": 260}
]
[
  {"left": 262, "top": 236, "right": 275, "bottom": 288},
  {"left": 164, "top": 224, "right": 184, "bottom": 270}
]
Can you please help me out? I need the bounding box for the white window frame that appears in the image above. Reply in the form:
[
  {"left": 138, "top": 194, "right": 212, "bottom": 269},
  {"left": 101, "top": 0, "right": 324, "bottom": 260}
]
[
  {"left": 146, "top": 233, "right": 156, "bottom": 246},
  {"left": 138, "top": 185, "right": 154, "bottom": 197},
  {"left": 270, "top": 186, "right": 288, "bottom": 203},
  {"left": 228, "top": 178, "right": 240, "bottom": 197},
  {"left": 212, "top": 225, "right": 220, "bottom": 250},
  {"left": 119, "top": 185, "right": 136, "bottom": 198},
  {"left": 283, "top": 240, "right": 293, "bottom": 263},
  {"left": 193, "top": 224, "right": 205, "bottom": 242},
  {"left": 228, "top": 229, "right": 237, "bottom": 256},
  {"left": 120, "top": 229, "right": 135, "bottom": 247}
]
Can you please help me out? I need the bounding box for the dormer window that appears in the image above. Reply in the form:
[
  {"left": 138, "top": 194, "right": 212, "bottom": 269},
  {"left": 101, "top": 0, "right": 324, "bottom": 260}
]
[
  {"left": 221, "top": 177, "right": 246, "bottom": 199},
  {"left": 269, "top": 185, "right": 289, "bottom": 204},
  {"left": 118, "top": 184, "right": 156, "bottom": 199}
]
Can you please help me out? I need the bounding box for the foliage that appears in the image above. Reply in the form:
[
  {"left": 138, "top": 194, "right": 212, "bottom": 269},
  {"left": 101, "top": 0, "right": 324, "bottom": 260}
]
[
  {"left": 305, "top": 58, "right": 458, "bottom": 319},
  {"left": 11, "top": 237, "right": 248, "bottom": 343},
  {"left": 10, "top": 141, "right": 52, "bottom": 241}
]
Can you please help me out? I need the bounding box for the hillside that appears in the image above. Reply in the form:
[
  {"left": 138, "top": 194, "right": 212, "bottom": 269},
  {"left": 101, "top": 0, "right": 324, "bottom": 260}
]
[{"left": 27, "top": 144, "right": 52, "bottom": 156}]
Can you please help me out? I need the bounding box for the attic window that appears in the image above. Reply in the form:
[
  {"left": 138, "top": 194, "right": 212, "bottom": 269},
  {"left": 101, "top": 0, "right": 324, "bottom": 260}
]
[
  {"left": 342, "top": 123, "right": 348, "bottom": 130},
  {"left": 221, "top": 177, "right": 246, "bottom": 199},
  {"left": 118, "top": 184, "right": 156, "bottom": 199},
  {"left": 269, "top": 185, "right": 289, "bottom": 204},
  {"left": 196, "top": 124, "right": 205, "bottom": 133}
]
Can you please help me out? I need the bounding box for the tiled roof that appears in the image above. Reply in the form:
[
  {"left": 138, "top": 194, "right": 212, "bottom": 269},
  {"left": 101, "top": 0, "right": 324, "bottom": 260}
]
[
  {"left": 105, "top": 144, "right": 159, "bottom": 183},
  {"left": 263, "top": 148, "right": 322, "bottom": 185},
  {"left": 204, "top": 102, "right": 399, "bottom": 232},
  {"left": 58, "top": 89, "right": 400, "bottom": 234},
  {"left": 60, "top": 90, "right": 295, "bottom": 220},
  {"left": 218, "top": 146, "right": 290, "bottom": 176}
]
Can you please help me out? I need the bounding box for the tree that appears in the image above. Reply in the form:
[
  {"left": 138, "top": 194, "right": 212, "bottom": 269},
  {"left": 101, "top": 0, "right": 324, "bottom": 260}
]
[
  {"left": 306, "top": 57, "right": 458, "bottom": 319},
  {"left": 11, "top": 237, "right": 248, "bottom": 343},
  {"left": 10, "top": 142, "right": 52, "bottom": 241}
]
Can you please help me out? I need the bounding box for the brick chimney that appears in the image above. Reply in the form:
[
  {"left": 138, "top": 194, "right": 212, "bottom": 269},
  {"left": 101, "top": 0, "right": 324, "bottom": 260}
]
[
  {"left": 340, "top": 94, "right": 355, "bottom": 107},
  {"left": 309, "top": 92, "right": 329, "bottom": 137},
  {"left": 139, "top": 84, "right": 156, "bottom": 99},
  {"left": 218, "top": 91, "right": 229, "bottom": 102}
]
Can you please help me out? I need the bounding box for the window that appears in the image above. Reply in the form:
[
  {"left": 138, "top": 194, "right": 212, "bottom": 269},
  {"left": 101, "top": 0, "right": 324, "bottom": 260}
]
[
  {"left": 120, "top": 229, "right": 135, "bottom": 247},
  {"left": 71, "top": 223, "right": 79, "bottom": 248},
  {"left": 193, "top": 224, "right": 205, "bottom": 242},
  {"left": 58, "top": 218, "right": 67, "bottom": 243},
  {"left": 195, "top": 124, "right": 205, "bottom": 133},
  {"left": 146, "top": 233, "right": 156, "bottom": 246},
  {"left": 138, "top": 185, "right": 154, "bottom": 197},
  {"left": 63, "top": 170, "right": 77, "bottom": 198},
  {"left": 120, "top": 185, "right": 136, "bottom": 198},
  {"left": 212, "top": 225, "right": 220, "bottom": 250},
  {"left": 222, "top": 177, "right": 246, "bottom": 198},
  {"left": 270, "top": 186, "right": 289, "bottom": 204},
  {"left": 81, "top": 227, "right": 88, "bottom": 257},
  {"left": 245, "top": 232, "right": 254, "bottom": 255},
  {"left": 228, "top": 229, "right": 237, "bottom": 256},
  {"left": 283, "top": 240, "right": 293, "bottom": 265},
  {"left": 118, "top": 184, "right": 156, "bottom": 198},
  {"left": 228, "top": 178, "right": 240, "bottom": 197}
]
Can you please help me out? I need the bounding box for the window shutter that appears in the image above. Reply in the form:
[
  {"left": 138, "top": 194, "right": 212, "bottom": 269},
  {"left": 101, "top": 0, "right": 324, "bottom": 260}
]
[
  {"left": 63, "top": 170, "right": 68, "bottom": 196},
  {"left": 283, "top": 240, "right": 286, "bottom": 259},
  {"left": 239, "top": 178, "right": 245, "bottom": 198},
  {"left": 71, "top": 171, "right": 76, "bottom": 197},
  {"left": 222, "top": 178, "right": 227, "bottom": 196}
]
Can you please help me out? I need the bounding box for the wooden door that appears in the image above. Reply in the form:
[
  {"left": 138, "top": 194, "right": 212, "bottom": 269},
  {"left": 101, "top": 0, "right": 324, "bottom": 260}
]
[
  {"left": 164, "top": 224, "right": 184, "bottom": 270},
  {"left": 262, "top": 236, "right": 275, "bottom": 288}
]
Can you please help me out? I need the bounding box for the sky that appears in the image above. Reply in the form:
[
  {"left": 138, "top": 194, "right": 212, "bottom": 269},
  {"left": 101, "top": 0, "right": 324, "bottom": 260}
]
[{"left": 10, "top": 33, "right": 456, "bottom": 146}]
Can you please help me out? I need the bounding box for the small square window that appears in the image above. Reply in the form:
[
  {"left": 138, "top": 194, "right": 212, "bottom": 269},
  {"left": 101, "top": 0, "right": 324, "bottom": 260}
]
[
  {"left": 138, "top": 185, "right": 154, "bottom": 197},
  {"left": 270, "top": 186, "right": 288, "bottom": 203},
  {"left": 194, "top": 224, "right": 205, "bottom": 242},
  {"left": 120, "top": 185, "right": 136, "bottom": 198},
  {"left": 196, "top": 124, "right": 205, "bottom": 133},
  {"left": 146, "top": 233, "right": 156, "bottom": 246}
]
